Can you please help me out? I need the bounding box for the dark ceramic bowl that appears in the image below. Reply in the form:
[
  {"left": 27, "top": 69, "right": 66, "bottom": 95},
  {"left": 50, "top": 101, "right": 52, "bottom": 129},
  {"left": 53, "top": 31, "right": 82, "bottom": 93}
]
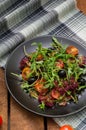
[{"left": 5, "top": 35, "right": 86, "bottom": 117}]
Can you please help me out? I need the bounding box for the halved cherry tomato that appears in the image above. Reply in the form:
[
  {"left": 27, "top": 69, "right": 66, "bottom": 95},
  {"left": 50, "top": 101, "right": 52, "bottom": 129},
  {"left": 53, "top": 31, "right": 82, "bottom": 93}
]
[
  {"left": 60, "top": 125, "right": 74, "bottom": 130},
  {"left": 78, "top": 56, "right": 86, "bottom": 67},
  {"left": 34, "top": 79, "right": 47, "bottom": 93},
  {"left": 22, "top": 67, "right": 31, "bottom": 80},
  {"left": 51, "top": 89, "right": 60, "bottom": 99},
  {"left": 66, "top": 45, "right": 79, "bottom": 56},
  {"left": 36, "top": 54, "right": 43, "bottom": 61},
  {"left": 0, "top": 116, "right": 3, "bottom": 126},
  {"left": 55, "top": 59, "right": 64, "bottom": 69}
]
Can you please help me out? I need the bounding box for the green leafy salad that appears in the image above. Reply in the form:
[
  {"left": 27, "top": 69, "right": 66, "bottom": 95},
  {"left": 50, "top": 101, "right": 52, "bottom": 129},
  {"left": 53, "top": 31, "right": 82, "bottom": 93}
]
[{"left": 12, "top": 37, "right": 86, "bottom": 110}]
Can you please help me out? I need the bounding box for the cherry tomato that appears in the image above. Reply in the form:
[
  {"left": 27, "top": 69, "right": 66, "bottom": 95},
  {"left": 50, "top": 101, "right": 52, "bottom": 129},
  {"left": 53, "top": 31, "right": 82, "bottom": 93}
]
[
  {"left": 66, "top": 45, "right": 79, "bottom": 56},
  {"left": 22, "top": 67, "right": 31, "bottom": 80},
  {"left": 60, "top": 125, "right": 74, "bottom": 130},
  {"left": 0, "top": 116, "right": 3, "bottom": 126},
  {"left": 55, "top": 59, "right": 64, "bottom": 69},
  {"left": 34, "top": 79, "right": 47, "bottom": 93},
  {"left": 36, "top": 54, "right": 43, "bottom": 61},
  {"left": 78, "top": 56, "right": 86, "bottom": 67},
  {"left": 51, "top": 89, "right": 60, "bottom": 99}
]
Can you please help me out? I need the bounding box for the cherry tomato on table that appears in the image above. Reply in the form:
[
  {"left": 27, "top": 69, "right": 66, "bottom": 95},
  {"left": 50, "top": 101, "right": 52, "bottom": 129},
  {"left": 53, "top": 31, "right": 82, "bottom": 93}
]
[
  {"left": 60, "top": 125, "right": 74, "bottom": 130},
  {"left": 0, "top": 116, "right": 3, "bottom": 126}
]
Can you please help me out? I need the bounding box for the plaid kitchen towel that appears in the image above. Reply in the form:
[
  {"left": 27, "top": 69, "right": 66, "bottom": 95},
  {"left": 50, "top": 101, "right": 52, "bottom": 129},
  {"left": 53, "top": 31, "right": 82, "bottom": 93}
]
[
  {"left": 0, "top": 0, "right": 86, "bottom": 129},
  {"left": 54, "top": 108, "right": 86, "bottom": 130}
]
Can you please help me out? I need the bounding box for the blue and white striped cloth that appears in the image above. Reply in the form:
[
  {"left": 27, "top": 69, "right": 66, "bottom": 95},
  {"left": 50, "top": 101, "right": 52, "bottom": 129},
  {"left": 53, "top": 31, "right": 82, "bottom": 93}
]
[{"left": 0, "top": 0, "right": 86, "bottom": 129}]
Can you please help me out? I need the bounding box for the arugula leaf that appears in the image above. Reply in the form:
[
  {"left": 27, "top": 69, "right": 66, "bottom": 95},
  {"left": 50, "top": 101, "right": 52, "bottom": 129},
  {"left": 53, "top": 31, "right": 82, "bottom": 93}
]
[{"left": 39, "top": 102, "right": 45, "bottom": 110}]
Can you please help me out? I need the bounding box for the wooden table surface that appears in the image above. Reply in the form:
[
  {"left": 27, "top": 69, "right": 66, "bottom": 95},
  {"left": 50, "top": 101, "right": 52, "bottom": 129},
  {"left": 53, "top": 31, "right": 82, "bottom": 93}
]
[{"left": 0, "top": 0, "right": 86, "bottom": 130}]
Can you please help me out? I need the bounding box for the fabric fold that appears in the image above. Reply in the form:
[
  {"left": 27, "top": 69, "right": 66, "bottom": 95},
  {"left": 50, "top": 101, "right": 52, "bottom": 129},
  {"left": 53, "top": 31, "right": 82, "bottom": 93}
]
[
  {"left": 5, "top": 0, "right": 41, "bottom": 29},
  {"left": 0, "top": 0, "right": 18, "bottom": 15},
  {"left": 54, "top": 0, "right": 78, "bottom": 20},
  {"left": 0, "top": 33, "right": 25, "bottom": 58},
  {"left": 0, "top": 0, "right": 44, "bottom": 35}
]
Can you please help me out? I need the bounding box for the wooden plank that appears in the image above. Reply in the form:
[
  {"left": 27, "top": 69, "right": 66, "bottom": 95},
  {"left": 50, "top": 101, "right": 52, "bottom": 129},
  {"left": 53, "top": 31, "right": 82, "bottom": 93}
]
[
  {"left": 47, "top": 118, "right": 59, "bottom": 130},
  {"left": 0, "top": 68, "right": 8, "bottom": 130},
  {"left": 10, "top": 97, "right": 44, "bottom": 130}
]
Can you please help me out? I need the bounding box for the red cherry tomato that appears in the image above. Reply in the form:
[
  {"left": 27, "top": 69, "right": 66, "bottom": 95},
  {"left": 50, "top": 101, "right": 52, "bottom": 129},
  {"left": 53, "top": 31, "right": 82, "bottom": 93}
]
[
  {"left": 66, "top": 45, "right": 79, "bottom": 56},
  {"left": 55, "top": 59, "right": 64, "bottom": 69},
  {"left": 22, "top": 67, "right": 31, "bottom": 80},
  {"left": 0, "top": 116, "right": 3, "bottom": 126},
  {"left": 60, "top": 125, "right": 74, "bottom": 130},
  {"left": 51, "top": 89, "right": 60, "bottom": 99},
  {"left": 36, "top": 54, "right": 43, "bottom": 61},
  {"left": 34, "top": 79, "right": 48, "bottom": 93}
]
